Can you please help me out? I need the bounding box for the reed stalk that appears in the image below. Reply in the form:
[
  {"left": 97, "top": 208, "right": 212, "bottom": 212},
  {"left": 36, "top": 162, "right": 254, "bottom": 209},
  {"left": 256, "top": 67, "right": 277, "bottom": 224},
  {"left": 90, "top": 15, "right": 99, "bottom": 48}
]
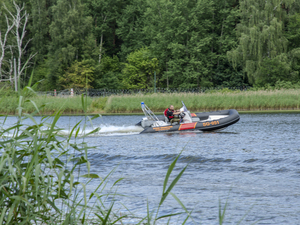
[
  {"left": 104, "top": 89, "right": 300, "bottom": 113},
  {"left": 1, "top": 89, "right": 300, "bottom": 114}
]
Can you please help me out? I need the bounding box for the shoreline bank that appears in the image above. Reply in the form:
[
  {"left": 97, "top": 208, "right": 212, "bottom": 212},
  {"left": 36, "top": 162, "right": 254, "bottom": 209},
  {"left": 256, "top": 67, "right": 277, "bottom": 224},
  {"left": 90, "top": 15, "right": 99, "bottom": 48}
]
[
  {"left": 1, "top": 109, "right": 300, "bottom": 117},
  {"left": 1, "top": 89, "right": 300, "bottom": 115}
]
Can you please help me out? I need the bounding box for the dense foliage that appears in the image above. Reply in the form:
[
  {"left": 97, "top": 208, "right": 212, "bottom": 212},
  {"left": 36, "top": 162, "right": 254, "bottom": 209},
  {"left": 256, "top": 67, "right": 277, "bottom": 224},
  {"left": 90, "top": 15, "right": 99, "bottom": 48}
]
[{"left": 0, "top": 0, "right": 300, "bottom": 90}]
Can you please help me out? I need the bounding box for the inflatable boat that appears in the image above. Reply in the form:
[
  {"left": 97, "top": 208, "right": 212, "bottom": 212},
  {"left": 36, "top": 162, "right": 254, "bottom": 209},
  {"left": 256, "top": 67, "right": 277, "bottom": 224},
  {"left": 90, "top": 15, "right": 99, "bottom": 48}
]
[{"left": 137, "top": 101, "right": 240, "bottom": 133}]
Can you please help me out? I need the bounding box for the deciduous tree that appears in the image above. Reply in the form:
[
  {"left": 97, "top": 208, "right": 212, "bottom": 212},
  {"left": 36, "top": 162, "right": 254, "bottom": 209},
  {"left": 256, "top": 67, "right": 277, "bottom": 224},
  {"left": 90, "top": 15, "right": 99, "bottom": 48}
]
[
  {"left": 122, "top": 47, "right": 159, "bottom": 89},
  {"left": 48, "top": 0, "right": 95, "bottom": 88},
  {"left": 58, "top": 59, "right": 95, "bottom": 89},
  {"left": 0, "top": 8, "right": 14, "bottom": 81},
  {"left": 227, "top": 0, "right": 296, "bottom": 85}
]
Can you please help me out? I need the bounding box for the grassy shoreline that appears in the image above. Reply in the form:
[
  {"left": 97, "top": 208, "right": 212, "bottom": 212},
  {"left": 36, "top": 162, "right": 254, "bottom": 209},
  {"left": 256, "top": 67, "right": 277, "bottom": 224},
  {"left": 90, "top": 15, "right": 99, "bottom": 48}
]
[{"left": 1, "top": 89, "right": 300, "bottom": 115}]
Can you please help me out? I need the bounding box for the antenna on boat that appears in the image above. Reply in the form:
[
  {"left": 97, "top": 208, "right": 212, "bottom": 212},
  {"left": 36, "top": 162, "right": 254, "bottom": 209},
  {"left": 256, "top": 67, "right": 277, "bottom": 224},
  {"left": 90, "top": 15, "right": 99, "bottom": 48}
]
[{"left": 141, "top": 102, "right": 159, "bottom": 121}]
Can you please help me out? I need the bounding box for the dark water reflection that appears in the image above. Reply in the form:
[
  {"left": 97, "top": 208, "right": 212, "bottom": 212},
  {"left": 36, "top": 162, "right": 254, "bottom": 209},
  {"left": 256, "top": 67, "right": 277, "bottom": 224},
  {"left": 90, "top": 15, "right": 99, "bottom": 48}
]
[{"left": 2, "top": 113, "right": 300, "bottom": 224}]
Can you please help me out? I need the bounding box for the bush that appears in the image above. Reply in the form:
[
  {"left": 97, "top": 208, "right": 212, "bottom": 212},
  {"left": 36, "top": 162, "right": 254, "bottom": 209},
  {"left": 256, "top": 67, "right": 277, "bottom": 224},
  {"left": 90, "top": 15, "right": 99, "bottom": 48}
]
[{"left": 275, "top": 80, "right": 300, "bottom": 89}]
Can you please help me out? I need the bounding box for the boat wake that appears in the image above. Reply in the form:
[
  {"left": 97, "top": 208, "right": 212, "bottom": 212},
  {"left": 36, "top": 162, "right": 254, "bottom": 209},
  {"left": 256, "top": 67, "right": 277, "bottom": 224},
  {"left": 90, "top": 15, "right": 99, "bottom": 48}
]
[
  {"left": 0, "top": 125, "right": 144, "bottom": 139},
  {"left": 98, "top": 125, "right": 144, "bottom": 136},
  {"left": 59, "top": 125, "right": 144, "bottom": 137}
]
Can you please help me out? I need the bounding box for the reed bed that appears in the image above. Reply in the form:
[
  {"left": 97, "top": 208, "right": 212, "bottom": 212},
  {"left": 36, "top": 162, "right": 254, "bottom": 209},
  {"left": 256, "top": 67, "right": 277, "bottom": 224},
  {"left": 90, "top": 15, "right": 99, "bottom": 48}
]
[
  {"left": 0, "top": 95, "right": 93, "bottom": 114},
  {"left": 104, "top": 89, "right": 300, "bottom": 113},
  {"left": 1, "top": 89, "right": 299, "bottom": 115}
]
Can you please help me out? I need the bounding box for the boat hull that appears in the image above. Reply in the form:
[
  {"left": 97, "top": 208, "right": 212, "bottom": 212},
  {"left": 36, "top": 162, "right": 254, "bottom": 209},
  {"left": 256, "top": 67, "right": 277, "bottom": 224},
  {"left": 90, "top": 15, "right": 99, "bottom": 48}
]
[{"left": 140, "top": 109, "right": 240, "bottom": 133}]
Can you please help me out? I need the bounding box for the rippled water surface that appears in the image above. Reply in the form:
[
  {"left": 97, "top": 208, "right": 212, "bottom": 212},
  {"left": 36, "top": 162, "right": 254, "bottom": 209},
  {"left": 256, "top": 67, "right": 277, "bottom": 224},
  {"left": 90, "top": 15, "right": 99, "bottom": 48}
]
[{"left": 3, "top": 113, "right": 300, "bottom": 224}]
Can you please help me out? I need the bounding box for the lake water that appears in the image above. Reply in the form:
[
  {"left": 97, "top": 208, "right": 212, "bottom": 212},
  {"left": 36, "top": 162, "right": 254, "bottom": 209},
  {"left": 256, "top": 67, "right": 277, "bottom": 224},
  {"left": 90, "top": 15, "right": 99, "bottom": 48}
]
[{"left": 2, "top": 113, "right": 300, "bottom": 224}]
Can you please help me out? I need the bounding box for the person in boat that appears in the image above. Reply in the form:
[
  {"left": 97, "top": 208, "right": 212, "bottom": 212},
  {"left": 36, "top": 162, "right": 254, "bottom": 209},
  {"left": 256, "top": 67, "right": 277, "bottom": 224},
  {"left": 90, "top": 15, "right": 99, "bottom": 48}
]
[{"left": 164, "top": 105, "right": 181, "bottom": 124}]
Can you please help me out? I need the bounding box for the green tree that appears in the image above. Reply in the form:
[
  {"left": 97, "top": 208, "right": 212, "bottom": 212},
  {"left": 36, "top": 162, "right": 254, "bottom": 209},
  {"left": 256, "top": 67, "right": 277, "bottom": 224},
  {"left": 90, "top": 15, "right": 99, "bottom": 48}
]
[
  {"left": 227, "top": 0, "right": 296, "bottom": 85},
  {"left": 93, "top": 55, "right": 122, "bottom": 89},
  {"left": 210, "top": 0, "right": 247, "bottom": 87},
  {"left": 259, "top": 54, "right": 298, "bottom": 84},
  {"left": 122, "top": 47, "right": 159, "bottom": 89},
  {"left": 285, "top": 11, "right": 300, "bottom": 80},
  {"left": 177, "top": 0, "right": 216, "bottom": 88},
  {"left": 144, "top": 0, "right": 217, "bottom": 88},
  {"left": 143, "top": 0, "right": 176, "bottom": 88},
  {"left": 27, "top": 0, "right": 50, "bottom": 62},
  {"left": 58, "top": 59, "right": 95, "bottom": 89},
  {"left": 48, "top": 0, "right": 96, "bottom": 89},
  {"left": 86, "top": 0, "right": 125, "bottom": 63},
  {"left": 116, "top": 0, "right": 149, "bottom": 60}
]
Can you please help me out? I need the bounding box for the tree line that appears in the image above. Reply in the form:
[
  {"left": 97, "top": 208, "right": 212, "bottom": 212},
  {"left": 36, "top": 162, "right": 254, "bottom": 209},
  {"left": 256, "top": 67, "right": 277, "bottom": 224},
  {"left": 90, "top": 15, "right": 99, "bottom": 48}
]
[{"left": 0, "top": 0, "right": 299, "bottom": 91}]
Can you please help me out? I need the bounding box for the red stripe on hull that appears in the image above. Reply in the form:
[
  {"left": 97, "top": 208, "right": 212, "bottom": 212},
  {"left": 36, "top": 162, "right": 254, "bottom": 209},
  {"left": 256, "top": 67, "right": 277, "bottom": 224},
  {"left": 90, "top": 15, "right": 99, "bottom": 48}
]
[
  {"left": 191, "top": 113, "right": 197, "bottom": 117},
  {"left": 179, "top": 122, "right": 197, "bottom": 131}
]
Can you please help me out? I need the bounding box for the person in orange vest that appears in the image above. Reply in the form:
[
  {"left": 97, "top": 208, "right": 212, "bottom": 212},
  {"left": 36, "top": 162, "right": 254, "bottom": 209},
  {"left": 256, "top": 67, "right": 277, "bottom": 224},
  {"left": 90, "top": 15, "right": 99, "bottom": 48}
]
[{"left": 164, "top": 105, "right": 181, "bottom": 124}]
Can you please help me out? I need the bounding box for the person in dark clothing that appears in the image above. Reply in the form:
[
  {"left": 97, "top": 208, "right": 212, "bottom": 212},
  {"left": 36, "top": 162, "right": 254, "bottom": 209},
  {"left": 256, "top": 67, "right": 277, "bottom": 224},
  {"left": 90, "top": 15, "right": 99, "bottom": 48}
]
[{"left": 166, "top": 105, "right": 181, "bottom": 123}]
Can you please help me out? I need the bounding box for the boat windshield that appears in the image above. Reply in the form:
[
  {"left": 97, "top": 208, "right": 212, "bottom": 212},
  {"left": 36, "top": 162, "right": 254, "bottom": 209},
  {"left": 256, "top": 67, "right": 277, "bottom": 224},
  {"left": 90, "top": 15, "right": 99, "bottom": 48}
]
[{"left": 181, "top": 101, "right": 188, "bottom": 112}]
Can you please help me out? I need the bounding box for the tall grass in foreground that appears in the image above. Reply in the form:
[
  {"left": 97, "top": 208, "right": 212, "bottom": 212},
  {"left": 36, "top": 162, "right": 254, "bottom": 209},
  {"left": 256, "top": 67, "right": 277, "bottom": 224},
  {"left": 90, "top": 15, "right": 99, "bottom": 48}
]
[
  {"left": 104, "top": 89, "right": 300, "bottom": 113},
  {"left": 0, "top": 86, "right": 102, "bottom": 223}
]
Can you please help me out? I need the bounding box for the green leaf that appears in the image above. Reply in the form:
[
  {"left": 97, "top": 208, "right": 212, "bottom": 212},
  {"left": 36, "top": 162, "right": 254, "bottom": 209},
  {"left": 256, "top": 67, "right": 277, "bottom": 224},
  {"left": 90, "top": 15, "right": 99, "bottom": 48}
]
[
  {"left": 219, "top": 198, "right": 228, "bottom": 225},
  {"left": 81, "top": 127, "right": 100, "bottom": 138},
  {"left": 46, "top": 198, "right": 60, "bottom": 213},
  {"left": 156, "top": 212, "right": 183, "bottom": 220},
  {"left": 113, "top": 178, "right": 124, "bottom": 187},
  {"left": 163, "top": 153, "right": 180, "bottom": 193},
  {"left": 111, "top": 215, "right": 127, "bottom": 224},
  {"left": 47, "top": 110, "right": 61, "bottom": 143},
  {"left": 80, "top": 174, "right": 101, "bottom": 179},
  {"left": 102, "top": 203, "right": 114, "bottom": 225},
  {"left": 69, "top": 120, "right": 83, "bottom": 140},
  {"left": 160, "top": 165, "right": 187, "bottom": 206},
  {"left": 10, "top": 196, "right": 33, "bottom": 207},
  {"left": 0, "top": 207, "right": 7, "bottom": 224},
  {"left": 95, "top": 213, "right": 104, "bottom": 222},
  {"left": 91, "top": 114, "right": 101, "bottom": 120},
  {"left": 170, "top": 192, "right": 194, "bottom": 224}
]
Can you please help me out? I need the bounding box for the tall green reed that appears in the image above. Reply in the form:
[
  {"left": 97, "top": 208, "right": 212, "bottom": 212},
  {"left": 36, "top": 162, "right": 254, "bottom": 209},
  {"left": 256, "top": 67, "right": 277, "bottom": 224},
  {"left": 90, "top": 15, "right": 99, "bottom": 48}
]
[
  {"left": 0, "top": 77, "right": 103, "bottom": 224},
  {"left": 2, "top": 89, "right": 300, "bottom": 114},
  {"left": 103, "top": 89, "right": 300, "bottom": 113}
]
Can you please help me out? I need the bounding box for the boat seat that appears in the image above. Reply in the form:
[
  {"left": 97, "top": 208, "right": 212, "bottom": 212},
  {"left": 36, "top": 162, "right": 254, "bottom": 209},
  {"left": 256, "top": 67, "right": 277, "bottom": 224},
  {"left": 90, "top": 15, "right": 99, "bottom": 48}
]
[
  {"left": 164, "top": 109, "right": 180, "bottom": 125},
  {"left": 192, "top": 117, "right": 200, "bottom": 122},
  {"left": 199, "top": 116, "right": 209, "bottom": 121},
  {"left": 165, "top": 117, "right": 178, "bottom": 125},
  {"left": 163, "top": 109, "right": 169, "bottom": 123},
  {"left": 164, "top": 115, "right": 169, "bottom": 123}
]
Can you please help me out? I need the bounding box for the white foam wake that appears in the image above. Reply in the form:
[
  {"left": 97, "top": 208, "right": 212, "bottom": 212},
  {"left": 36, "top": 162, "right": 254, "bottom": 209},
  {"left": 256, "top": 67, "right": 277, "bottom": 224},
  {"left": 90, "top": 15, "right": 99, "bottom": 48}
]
[
  {"left": 99, "top": 125, "right": 144, "bottom": 134},
  {"left": 1, "top": 124, "right": 144, "bottom": 139},
  {"left": 59, "top": 125, "right": 144, "bottom": 137}
]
